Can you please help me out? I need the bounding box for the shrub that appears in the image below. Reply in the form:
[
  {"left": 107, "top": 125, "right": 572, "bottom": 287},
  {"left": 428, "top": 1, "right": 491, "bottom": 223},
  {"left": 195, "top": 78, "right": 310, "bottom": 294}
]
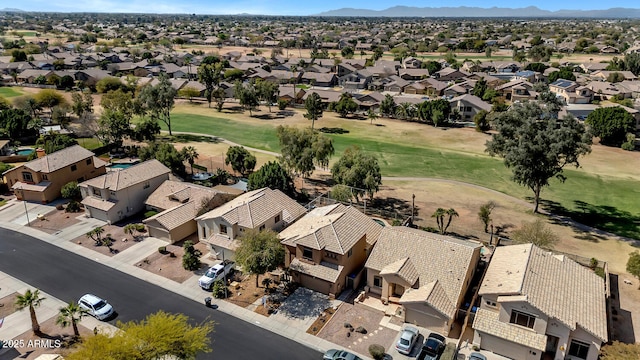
[
  {"left": 590, "top": 257, "right": 599, "bottom": 269},
  {"left": 441, "top": 343, "right": 458, "bottom": 360},
  {"left": 61, "top": 181, "right": 80, "bottom": 199},
  {"left": 158, "top": 246, "right": 167, "bottom": 254},
  {"left": 343, "top": 322, "right": 352, "bottom": 328},
  {"left": 182, "top": 240, "right": 202, "bottom": 270},
  {"left": 144, "top": 210, "right": 158, "bottom": 218},
  {"left": 391, "top": 219, "right": 402, "bottom": 226},
  {"left": 65, "top": 200, "right": 81, "bottom": 213},
  {"left": 368, "top": 344, "right": 385, "bottom": 360},
  {"left": 211, "top": 279, "right": 228, "bottom": 298},
  {"left": 277, "top": 99, "right": 289, "bottom": 110},
  {"left": 355, "top": 326, "right": 367, "bottom": 334},
  {"left": 135, "top": 223, "right": 146, "bottom": 232}
]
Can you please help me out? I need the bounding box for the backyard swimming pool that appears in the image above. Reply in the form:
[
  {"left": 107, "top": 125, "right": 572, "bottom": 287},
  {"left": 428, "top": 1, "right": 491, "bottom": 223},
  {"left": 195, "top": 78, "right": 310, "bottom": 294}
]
[{"left": 16, "top": 148, "right": 35, "bottom": 156}]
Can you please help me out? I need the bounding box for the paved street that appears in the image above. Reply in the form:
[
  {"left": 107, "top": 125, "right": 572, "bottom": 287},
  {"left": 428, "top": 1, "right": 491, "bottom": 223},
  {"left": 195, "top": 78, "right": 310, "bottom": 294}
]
[{"left": 0, "top": 228, "right": 322, "bottom": 360}]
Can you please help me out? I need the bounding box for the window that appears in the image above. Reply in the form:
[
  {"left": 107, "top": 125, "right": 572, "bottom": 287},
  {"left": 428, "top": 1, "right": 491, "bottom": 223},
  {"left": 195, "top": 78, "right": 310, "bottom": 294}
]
[
  {"left": 42, "top": 174, "right": 48, "bottom": 180},
  {"left": 568, "top": 340, "right": 590, "bottom": 359},
  {"left": 274, "top": 214, "right": 281, "bottom": 223},
  {"left": 220, "top": 224, "right": 227, "bottom": 234},
  {"left": 93, "top": 187, "right": 101, "bottom": 196},
  {"left": 302, "top": 247, "right": 313, "bottom": 260},
  {"left": 143, "top": 181, "right": 150, "bottom": 189},
  {"left": 509, "top": 310, "right": 536, "bottom": 329},
  {"left": 259, "top": 224, "right": 266, "bottom": 231},
  {"left": 86, "top": 158, "right": 92, "bottom": 165},
  {"left": 325, "top": 251, "right": 337, "bottom": 259},
  {"left": 373, "top": 276, "right": 382, "bottom": 288},
  {"left": 347, "top": 249, "right": 353, "bottom": 257},
  {"left": 71, "top": 164, "right": 77, "bottom": 171},
  {"left": 22, "top": 172, "right": 33, "bottom": 182},
  {"left": 485, "top": 300, "right": 497, "bottom": 307}
]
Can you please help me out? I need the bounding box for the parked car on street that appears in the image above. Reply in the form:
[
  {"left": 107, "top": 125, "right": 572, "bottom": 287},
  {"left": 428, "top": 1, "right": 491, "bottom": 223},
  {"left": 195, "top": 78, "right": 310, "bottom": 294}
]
[
  {"left": 323, "top": 349, "right": 363, "bottom": 360},
  {"left": 417, "top": 332, "right": 447, "bottom": 360},
  {"left": 468, "top": 352, "right": 487, "bottom": 360},
  {"left": 78, "top": 293, "right": 114, "bottom": 320},
  {"left": 198, "top": 260, "right": 235, "bottom": 290},
  {"left": 395, "top": 325, "right": 420, "bottom": 355}
]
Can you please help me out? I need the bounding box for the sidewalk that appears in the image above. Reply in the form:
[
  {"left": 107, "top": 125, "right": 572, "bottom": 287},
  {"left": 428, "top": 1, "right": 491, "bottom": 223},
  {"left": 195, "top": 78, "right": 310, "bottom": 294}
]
[{"left": 0, "top": 220, "right": 372, "bottom": 359}]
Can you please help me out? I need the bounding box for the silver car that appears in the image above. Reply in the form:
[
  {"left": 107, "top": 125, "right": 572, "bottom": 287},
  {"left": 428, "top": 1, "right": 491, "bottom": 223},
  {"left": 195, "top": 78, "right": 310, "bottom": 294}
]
[
  {"left": 469, "top": 352, "right": 487, "bottom": 360},
  {"left": 78, "top": 293, "right": 114, "bottom": 321},
  {"left": 323, "top": 349, "right": 363, "bottom": 360},
  {"left": 395, "top": 326, "right": 420, "bottom": 355}
]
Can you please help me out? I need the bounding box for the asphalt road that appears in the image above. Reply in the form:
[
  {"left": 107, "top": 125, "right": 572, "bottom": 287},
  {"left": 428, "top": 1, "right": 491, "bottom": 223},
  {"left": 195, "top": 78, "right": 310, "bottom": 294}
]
[{"left": 0, "top": 229, "right": 322, "bottom": 360}]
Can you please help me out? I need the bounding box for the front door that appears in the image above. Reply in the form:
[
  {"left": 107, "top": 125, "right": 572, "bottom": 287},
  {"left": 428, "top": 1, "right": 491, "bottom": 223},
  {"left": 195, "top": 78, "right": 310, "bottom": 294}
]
[{"left": 544, "top": 335, "right": 559, "bottom": 360}]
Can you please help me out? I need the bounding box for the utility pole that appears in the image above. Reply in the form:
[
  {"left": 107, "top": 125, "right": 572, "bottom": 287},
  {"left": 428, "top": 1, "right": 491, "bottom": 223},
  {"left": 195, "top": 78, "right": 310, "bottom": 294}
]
[{"left": 411, "top": 194, "right": 415, "bottom": 225}]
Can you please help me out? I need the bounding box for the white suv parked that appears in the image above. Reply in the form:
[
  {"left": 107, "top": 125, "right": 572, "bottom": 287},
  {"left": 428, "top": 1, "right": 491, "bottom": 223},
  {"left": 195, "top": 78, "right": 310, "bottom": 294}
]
[
  {"left": 198, "top": 260, "right": 235, "bottom": 290},
  {"left": 78, "top": 293, "right": 114, "bottom": 320}
]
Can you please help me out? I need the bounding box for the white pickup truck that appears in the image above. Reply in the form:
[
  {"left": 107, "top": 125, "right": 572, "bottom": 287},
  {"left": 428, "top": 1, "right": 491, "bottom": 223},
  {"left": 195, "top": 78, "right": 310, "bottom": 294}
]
[{"left": 198, "top": 260, "right": 235, "bottom": 290}]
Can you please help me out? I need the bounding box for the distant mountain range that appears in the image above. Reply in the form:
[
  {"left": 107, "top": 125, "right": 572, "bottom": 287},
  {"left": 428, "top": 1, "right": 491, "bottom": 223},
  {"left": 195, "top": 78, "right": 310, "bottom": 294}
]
[
  {"left": 316, "top": 6, "right": 640, "bottom": 18},
  {"left": 0, "top": 8, "right": 24, "bottom": 12}
]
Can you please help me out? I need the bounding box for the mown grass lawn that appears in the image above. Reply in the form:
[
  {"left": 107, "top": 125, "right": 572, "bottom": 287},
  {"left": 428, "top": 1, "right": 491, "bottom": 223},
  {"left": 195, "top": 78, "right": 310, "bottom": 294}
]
[
  {"left": 167, "top": 110, "right": 640, "bottom": 238},
  {"left": 0, "top": 87, "right": 23, "bottom": 98}
]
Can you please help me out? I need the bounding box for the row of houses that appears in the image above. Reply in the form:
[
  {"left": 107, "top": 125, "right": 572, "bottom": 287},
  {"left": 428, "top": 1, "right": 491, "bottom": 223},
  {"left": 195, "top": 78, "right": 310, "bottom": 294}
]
[{"left": 1, "top": 143, "right": 609, "bottom": 360}]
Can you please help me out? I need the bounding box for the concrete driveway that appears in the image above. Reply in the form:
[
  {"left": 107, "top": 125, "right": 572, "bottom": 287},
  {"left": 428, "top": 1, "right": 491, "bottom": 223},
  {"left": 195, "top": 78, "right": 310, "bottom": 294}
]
[
  {"left": 0, "top": 198, "right": 64, "bottom": 226},
  {"left": 387, "top": 326, "right": 425, "bottom": 359}
]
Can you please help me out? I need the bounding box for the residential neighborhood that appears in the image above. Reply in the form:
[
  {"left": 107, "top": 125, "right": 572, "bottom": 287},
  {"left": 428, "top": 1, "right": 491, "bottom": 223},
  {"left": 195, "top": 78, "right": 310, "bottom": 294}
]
[{"left": 0, "top": 8, "right": 640, "bottom": 360}]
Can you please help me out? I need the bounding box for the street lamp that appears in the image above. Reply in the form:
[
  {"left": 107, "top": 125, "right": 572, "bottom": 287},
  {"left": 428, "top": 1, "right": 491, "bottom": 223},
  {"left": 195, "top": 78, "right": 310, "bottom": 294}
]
[{"left": 21, "top": 188, "right": 30, "bottom": 226}]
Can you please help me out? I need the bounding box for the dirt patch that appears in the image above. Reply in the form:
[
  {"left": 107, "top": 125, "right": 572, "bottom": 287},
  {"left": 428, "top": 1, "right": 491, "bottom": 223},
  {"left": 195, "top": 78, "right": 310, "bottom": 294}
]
[
  {"left": 136, "top": 239, "right": 209, "bottom": 283},
  {"left": 254, "top": 304, "right": 271, "bottom": 317},
  {"left": 0, "top": 292, "right": 19, "bottom": 319},
  {"left": 224, "top": 273, "right": 265, "bottom": 308},
  {"left": 307, "top": 307, "right": 336, "bottom": 335},
  {"left": 11, "top": 317, "right": 93, "bottom": 360},
  {"left": 71, "top": 217, "right": 148, "bottom": 257},
  {"left": 317, "top": 303, "right": 396, "bottom": 356},
  {"left": 29, "top": 207, "right": 81, "bottom": 234}
]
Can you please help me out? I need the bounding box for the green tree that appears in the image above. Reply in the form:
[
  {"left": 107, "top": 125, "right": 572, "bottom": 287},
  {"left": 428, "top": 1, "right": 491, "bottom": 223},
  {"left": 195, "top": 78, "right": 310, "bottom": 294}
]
[
  {"left": 330, "top": 184, "right": 353, "bottom": 203},
  {"left": 623, "top": 52, "right": 640, "bottom": 76},
  {"left": 341, "top": 46, "right": 354, "bottom": 59},
  {"left": 627, "top": 251, "right": 640, "bottom": 289},
  {"left": 182, "top": 240, "right": 202, "bottom": 271},
  {"left": 56, "top": 301, "right": 88, "bottom": 338},
  {"left": 198, "top": 62, "right": 223, "bottom": 108},
  {"left": 478, "top": 201, "right": 496, "bottom": 233},
  {"left": 472, "top": 78, "right": 487, "bottom": 98},
  {"left": 486, "top": 102, "right": 591, "bottom": 213},
  {"left": 622, "top": 133, "right": 636, "bottom": 151},
  {"left": 35, "top": 133, "right": 78, "bottom": 154},
  {"left": 225, "top": 146, "right": 256, "bottom": 176},
  {"left": 235, "top": 82, "right": 259, "bottom": 116},
  {"left": 473, "top": 110, "right": 490, "bottom": 132},
  {"left": 181, "top": 146, "right": 199, "bottom": 175},
  {"left": 444, "top": 208, "right": 459, "bottom": 234},
  {"left": 97, "top": 109, "right": 130, "bottom": 146},
  {"left": 331, "top": 146, "right": 382, "bottom": 200},
  {"left": 212, "top": 87, "right": 226, "bottom": 112},
  {"left": 124, "top": 223, "right": 137, "bottom": 241},
  {"left": 34, "top": 89, "right": 67, "bottom": 114},
  {"left": 607, "top": 72, "right": 625, "bottom": 83},
  {"left": 367, "top": 108, "right": 379, "bottom": 125},
  {"left": 131, "top": 118, "right": 161, "bottom": 142},
  {"left": 0, "top": 108, "right": 35, "bottom": 139},
  {"left": 235, "top": 229, "right": 284, "bottom": 288},
  {"left": 61, "top": 181, "right": 80, "bottom": 200},
  {"left": 15, "top": 289, "right": 46, "bottom": 334},
  {"left": 334, "top": 92, "right": 358, "bottom": 118},
  {"left": 137, "top": 74, "right": 177, "bottom": 135},
  {"left": 304, "top": 92, "right": 324, "bottom": 130},
  {"left": 527, "top": 45, "right": 553, "bottom": 62},
  {"left": 379, "top": 94, "right": 397, "bottom": 118},
  {"left": 256, "top": 80, "right": 279, "bottom": 112},
  {"left": 277, "top": 125, "right": 334, "bottom": 178},
  {"left": 600, "top": 341, "right": 640, "bottom": 360},
  {"left": 96, "top": 76, "right": 127, "bottom": 93},
  {"left": 548, "top": 68, "right": 576, "bottom": 83},
  {"left": 71, "top": 91, "right": 94, "bottom": 118},
  {"left": 512, "top": 219, "right": 558, "bottom": 250},
  {"left": 138, "top": 142, "right": 185, "bottom": 174},
  {"left": 11, "top": 49, "right": 27, "bottom": 62},
  {"left": 585, "top": 107, "right": 636, "bottom": 147},
  {"left": 423, "top": 61, "right": 442, "bottom": 74},
  {"left": 431, "top": 208, "right": 446, "bottom": 234},
  {"left": 65, "top": 311, "right": 213, "bottom": 360},
  {"left": 248, "top": 161, "right": 294, "bottom": 195}
]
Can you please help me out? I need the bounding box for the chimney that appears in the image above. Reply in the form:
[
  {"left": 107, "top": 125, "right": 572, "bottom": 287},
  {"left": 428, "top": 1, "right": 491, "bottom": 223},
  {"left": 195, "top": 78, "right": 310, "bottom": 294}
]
[{"left": 36, "top": 148, "right": 46, "bottom": 158}]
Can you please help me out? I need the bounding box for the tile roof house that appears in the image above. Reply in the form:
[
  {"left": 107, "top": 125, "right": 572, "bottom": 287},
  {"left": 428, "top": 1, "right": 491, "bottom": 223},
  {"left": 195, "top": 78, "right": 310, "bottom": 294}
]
[
  {"left": 449, "top": 94, "right": 492, "bottom": 120},
  {"left": 279, "top": 204, "right": 383, "bottom": 297},
  {"left": 550, "top": 79, "right": 594, "bottom": 104},
  {"left": 195, "top": 187, "right": 306, "bottom": 261},
  {"left": 363, "top": 226, "right": 481, "bottom": 336},
  {"left": 4, "top": 145, "right": 107, "bottom": 203},
  {"left": 79, "top": 160, "right": 170, "bottom": 223},
  {"left": 472, "top": 244, "right": 607, "bottom": 360},
  {"left": 143, "top": 180, "right": 238, "bottom": 243}
]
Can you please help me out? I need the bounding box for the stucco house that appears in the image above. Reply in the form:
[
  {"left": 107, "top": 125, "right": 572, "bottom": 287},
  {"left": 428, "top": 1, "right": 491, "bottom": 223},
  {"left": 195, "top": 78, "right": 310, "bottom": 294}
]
[
  {"left": 363, "top": 226, "right": 481, "bottom": 336},
  {"left": 143, "top": 180, "right": 237, "bottom": 243},
  {"left": 549, "top": 79, "right": 593, "bottom": 104},
  {"left": 472, "top": 243, "right": 608, "bottom": 360},
  {"left": 449, "top": 94, "right": 492, "bottom": 120},
  {"left": 195, "top": 187, "right": 306, "bottom": 261},
  {"left": 4, "top": 145, "right": 106, "bottom": 203},
  {"left": 79, "top": 160, "right": 170, "bottom": 223},
  {"left": 279, "top": 204, "right": 383, "bottom": 297}
]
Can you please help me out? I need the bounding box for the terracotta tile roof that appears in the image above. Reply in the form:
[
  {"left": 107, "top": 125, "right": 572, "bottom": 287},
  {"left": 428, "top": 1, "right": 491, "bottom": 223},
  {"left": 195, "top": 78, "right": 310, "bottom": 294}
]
[
  {"left": 473, "top": 308, "right": 547, "bottom": 350},
  {"left": 289, "top": 257, "right": 343, "bottom": 283},
  {"left": 206, "top": 233, "right": 240, "bottom": 251},
  {"left": 80, "top": 159, "right": 170, "bottom": 191},
  {"left": 366, "top": 226, "right": 481, "bottom": 307},
  {"left": 144, "top": 201, "right": 196, "bottom": 231},
  {"left": 480, "top": 243, "right": 608, "bottom": 342},
  {"left": 145, "top": 180, "right": 227, "bottom": 211},
  {"left": 279, "top": 204, "right": 383, "bottom": 255},
  {"left": 24, "top": 145, "right": 95, "bottom": 173},
  {"left": 380, "top": 257, "right": 419, "bottom": 287},
  {"left": 12, "top": 181, "right": 51, "bottom": 192},
  {"left": 81, "top": 196, "right": 117, "bottom": 211},
  {"left": 400, "top": 280, "right": 456, "bottom": 319},
  {"left": 196, "top": 188, "right": 306, "bottom": 229}
]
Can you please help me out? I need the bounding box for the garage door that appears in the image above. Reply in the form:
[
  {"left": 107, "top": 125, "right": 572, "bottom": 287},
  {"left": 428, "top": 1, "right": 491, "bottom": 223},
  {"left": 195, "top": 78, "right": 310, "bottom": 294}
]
[{"left": 148, "top": 226, "right": 171, "bottom": 241}]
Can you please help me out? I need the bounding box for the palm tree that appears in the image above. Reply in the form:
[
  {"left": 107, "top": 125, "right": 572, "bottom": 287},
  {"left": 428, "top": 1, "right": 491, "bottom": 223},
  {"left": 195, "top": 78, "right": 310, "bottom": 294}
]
[
  {"left": 368, "top": 109, "right": 379, "bottom": 125},
  {"left": 444, "top": 208, "right": 459, "bottom": 234},
  {"left": 124, "top": 223, "right": 137, "bottom": 241},
  {"left": 290, "top": 64, "right": 298, "bottom": 86},
  {"left": 56, "top": 301, "right": 88, "bottom": 338},
  {"left": 431, "top": 208, "right": 446, "bottom": 234},
  {"left": 181, "top": 146, "right": 199, "bottom": 174},
  {"left": 15, "top": 289, "right": 46, "bottom": 334}
]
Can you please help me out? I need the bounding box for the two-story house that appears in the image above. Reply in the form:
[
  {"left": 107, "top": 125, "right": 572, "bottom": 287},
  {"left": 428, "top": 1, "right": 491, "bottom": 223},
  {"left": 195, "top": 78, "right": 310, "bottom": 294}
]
[
  {"left": 195, "top": 187, "right": 306, "bottom": 261},
  {"left": 472, "top": 244, "right": 607, "bottom": 360},
  {"left": 363, "top": 226, "right": 481, "bottom": 336},
  {"left": 279, "top": 204, "right": 383, "bottom": 298},
  {"left": 143, "top": 180, "right": 238, "bottom": 243},
  {"left": 4, "top": 145, "right": 106, "bottom": 203},
  {"left": 549, "top": 79, "right": 593, "bottom": 104},
  {"left": 449, "top": 94, "right": 492, "bottom": 120},
  {"left": 79, "top": 160, "right": 170, "bottom": 223}
]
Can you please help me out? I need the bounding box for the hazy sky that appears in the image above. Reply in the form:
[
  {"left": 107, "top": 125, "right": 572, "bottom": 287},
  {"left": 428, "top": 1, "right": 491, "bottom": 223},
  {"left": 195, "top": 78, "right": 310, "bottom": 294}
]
[{"left": 10, "top": 1, "right": 631, "bottom": 15}]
